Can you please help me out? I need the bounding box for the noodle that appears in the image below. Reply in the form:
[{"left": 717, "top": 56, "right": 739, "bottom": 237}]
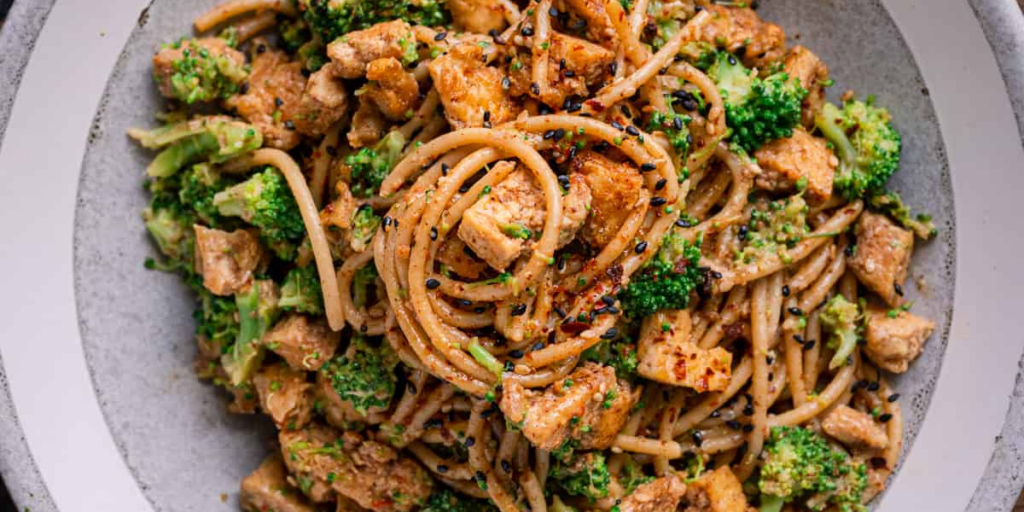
[{"left": 194, "top": 0, "right": 296, "bottom": 32}]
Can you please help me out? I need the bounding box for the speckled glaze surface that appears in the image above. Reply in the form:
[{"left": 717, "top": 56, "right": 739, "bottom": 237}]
[{"left": 1, "top": 1, "right": 1023, "bottom": 511}]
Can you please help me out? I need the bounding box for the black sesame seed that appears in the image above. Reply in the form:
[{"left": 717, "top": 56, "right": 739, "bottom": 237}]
[
  {"left": 457, "top": 299, "right": 473, "bottom": 307},
  {"left": 459, "top": 183, "right": 471, "bottom": 193},
  {"left": 726, "top": 420, "right": 742, "bottom": 430},
  {"left": 655, "top": 178, "right": 667, "bottom": 190},
  {"left": 870, "top": 457, "right": 887, "bottom": 469},
  {"left": 256, "top": 44, "right": 266, "bottom": 54},
  {"left": 788, "top": 307, "right": 804, "bottom": 316},
  {"left": 743, "top": 424, "right": 754, "bottom": 433},
  {"left": 502, "top": 76, "right": 511, "bottom": 90},
  {"left": 239, "top": 82, "right": 249, "bottom": 94},
  {"left": 803, "top": 340, "right": 816, "bottom": 350},
  {"left": 441, "top": 163, "right": 450, "bottom": 176},
  {"left": 650, "top": 197, "right": 667, "bottom": 206},
  {"left": 274, "top": 97, "right": 284, "bottom": 107},
  {"left": 793, "top": 334, "right": 805, "bottom": 344},
  {"left": 879, "top": 413, "right": 893, "bottom": 423},
  {"left": 283, "top": 120, "right": 295, "bottom": 130},
  {"left": 675, "top": 218, "right": 692, "bottom": 228},
  {"left": 681, "top": 97, "right": 697, "bottom": 111},
  {"left": 437, "top": 464, "right": 449, "bottom": 473},
  {"left": 743, "top": 404, "right": 754, "bottom": 416},
  {"left": 532, "top": 342, "right": 545, "bottom": 351},
  {"left": 557, "top": 174, "right": 571, "bottom": 188},
  {"left": 426, "top": 278, "right": 441, "bottom": 290},
  {"left": 606, "top": 305, "right": 619, "bottom": 314},
  {"left": 727, "top": 55, "right": 737, "bottom": 66},
  {"left": 553, "top": 306, "right": 567, "bottom": 318},
  {"left": 625, "top": 125, "right": 640, "bottom": 136},
  {"left": 428, "top": 227, "right": 437, "bottom": 241},
  {"left": 360, "top": 324, "right": 368, "bottom": 333},
  {"left": 711, "top": 271, "right": 723, "bottom": 279},
  {"left": 845, "top": 244, "right": 855, "bottom": 257},
  {"left": 640, "top": 162, "right": 657, "bottom": 172},
  {"left": 710, "top": 410, "right": 721, "bottom": 418},
  {"left": 600, "top": 327, "right": 619, "bottom": 339},
  {"left": 673, "top": 116, "right": 684, "bottom": 130},
  {"left": 553, "top": 128, "right": 566, "bottom": 140},
  {"left": 619, "top": 104, "right": 632, "bottom": 118},
  {"left": 475, "top": 307, "right": 486, "bottom": 313},
  {"left": 766, "top": 355, "right": 775, "bottom": 365},
  {"left": 501, "top": 459, "right": 512, "bottom": 472},
  {"left": 888, "top": 393, "right": 901, "bottom": 403},
  {"left": 635, "top": 241, "right": 648, "bottom": 253},
  {"left": 383, "top": 216, "right": 393, "bottom": 227},
  {"left": 894, "top": 283, "right": 904, "bottom": 296},
  {"left": 594, "top": 306, "right": 608, "bottom": 315},
  {"left": 435, "top": 31, "right": 448, "bottom": 41},
  {"left": 868, "top": 381, "right": 881, "bottom": 391},
  {"left": 425, "top": 418, "right": 443, "bottom": 429},
  {"left": 609, "top": 62, "right": 618, "bottom": 74},
  {"left": 393, "top": 219, "right": 399, "bottom": 228},
  {"left": 521, "top": 25, "right": 534, "bottom": 36},
  {"left": 530, "top": 82, "right": 541, "bottom": 95},
  {"left": 510, "top": 304, "right": 528, "bottom": 316},
  {"left": 509, "top": 349, "right": 524, "bottom": 358},
  {"left": 692, "top": 431, "right": 704, "bottom": 447},
  {"left": 465, "top": 437, "right": 476, "bottom": 447},
  {"left": 483, "top": 111, "right": 491, "bottom": 123}
]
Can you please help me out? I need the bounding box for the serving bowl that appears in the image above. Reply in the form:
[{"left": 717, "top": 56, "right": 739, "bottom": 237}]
[{"left": 1, "top": 0, "right": 1023, "bottom": 510}]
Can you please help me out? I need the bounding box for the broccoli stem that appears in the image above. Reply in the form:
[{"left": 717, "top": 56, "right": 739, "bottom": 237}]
[
  {"left": 815, "top": 104, "right": 857, "bottom": 173},
  {"left": 759, "top": 495, "right": 785, "bottom": 512},
  {"left": 468, "top": 339, "right": 504, "bottom": 376}
]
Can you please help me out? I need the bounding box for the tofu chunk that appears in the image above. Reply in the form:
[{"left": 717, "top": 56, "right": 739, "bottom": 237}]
[
  {"left": 448, "top": 0, "right": 507, "bottom": 34},
  {"left": 507, "top": 33, "right": 614, "bottom": 107},
  {"left": 697, "top": 5, "right": 786, "bottom": 68},
  {"left": 193, "top": 225, "right": 264, "bottom": 296},
  {"left": 570, "top": 151, "right": 644, "bottom": 248},
  {"left": 616, "top": 475, "right": 688, "bottom": 512},
  {"left": 429, "top": 39, "right": 520, "bottom": 129},
  {"left": 784, "top": 46, "right": 830, "bottom": 129},
  {"left": 279, "top": 425, "right": 434, "bottom": 510},
  {"left": 637, "top": 311, "right": 733, "bottom": 392},
  {"left": 863, "top": 308, "right": 934, "bottom": 374},
  {"left": 264, "top": 315, "right": 341, "bottom": 371},
  {"left": 559, "top": 0, "right": 614, "bottom": 40},
  {"left": 362, "top": 58, "right": 420, "bottom": 121},
  {"left": 292, "top": 62, "right": 350, "bottom": 137},
  {"left": 683, "top": 466, "right": 751, "bottom": 512},
  {"left": 253, "top": 363, "right": 315, "bottom": 431},
  {"left": 822, "top": 404, "right": 889, "bottom": 450},
  {"left": 240, "top": 454, "right": 315, "bottom": 512},
  {"left": 347, "top": 100, "right": 387, "bottom": 148},
  {"left": 499, "top": 362, "right": 633, "bottom": 451},
  {"left": 327, "top": 20, "right": 415, "bottom": 79},
  {"left": 152, "top": 37, "right": 246, "bottom": 101},
  {"left": 753, "top": 129, "right": 837, "bottom": 203},
  {"left": 848, "top": 212, "right": 914, "bottom": 307},
  {"left": 227, "top": 46, "right": 305, "bottom": 149},
  {"left": 458, "top": 167, "right": 590, "bottom": 270}
]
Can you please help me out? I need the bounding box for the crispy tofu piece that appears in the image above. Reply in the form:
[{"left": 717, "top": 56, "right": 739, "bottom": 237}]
[
  {"left": 429, "top": 39, "right": 520, "bottom": 129},
  {"left": 499, "top": 362, "right": 633, "bottom": 451},
  {"left": 637, "top": 311, "right": 733, "bottom": 392},
  {"left": 822, "top": 404, "right": 889, "bottom": 450},
  {"left": 362, "top": 58, "right": 420, "bottom": 121},
  {"left": 458, "top": 167, "right": 591, "bottom": 270},
  {"left": 225, "top": 45, "right": 306, "bottom": 149},
  {"left": 193, "top": 225, "right": 265, "bottom": 296},
  {"left": 347, "top": 100, "right": 387, "bottom": 148},
  {"left": 784, "top": 45, "right": 830, "bottom": 129},
  {"left": 264, "top": 315, "right": 341, "bottom": 371},
  {"left": 617, "top": 475, "right": 688, "bottom": 512},
  {"left": 559, "top": 0, "right": 614, "bottom": 40},
  {"left": 320, "top": 181, "right": 357, "bottom": 230},
  {"left": 292, "top": 62, "right": 350, "bottom": 137},
  {"left": 280, "top": 425, "right": 434, "bottom": 510},
  {"left": 253, "top": 362, "right": 315, "bottom": 431},
  {"left": 571, "top": 150, "right": 643, "bottom": 248},
  {"left": 240, "top": 454, "right": 316, "bottom": 512},
  {"left": 435, "top": 237, "right": 488, "bottom": 279},
  {"left": 683, "top": 466, "right": 751, "bottom": 512},
  {"left": 863, "top": 308, "right": 934, "bottom": 374},
  {"left": 753, "top": 129, "right": 837, "bottom": 203},
  {"left": 848, "top": 212, "right": 914, "bottom": 306},
  {"left": 448, "top": 0, "right": 507, "bottom": 34},
  {"left": 697, "top": 5, "right": 786, "bottom": 68},
  {"left": 152, "top": 38, "right": 245, "bottom": 101},
  {"left": 507, "top": 33, "right": 614, "bottom": 107},
  {"left": 326, "top": 20, "right": 415, "bottom": 79}
]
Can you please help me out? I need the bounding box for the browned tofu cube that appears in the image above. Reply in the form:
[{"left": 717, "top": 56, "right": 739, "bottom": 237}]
[
  {"left": 263, "top": 315, "right": 340, "bottom": 371},
  {"left": 637, "top": 311, "right": 733, "bottom": 392},
  {"left": 458, "top": 167, "right": 591, "bottom": 270},
  {"left": 683, "top": 466, "right": 750, "bottom": 512},
  {"left": 571, "top": 150, "right": 643, "bottom": 248},
  {"left": 253, "top": 362, "right": 315, "bottom": 431},
  {"left": 699, "top": 5, "right": 786, "bottom": 68},
  {"left": 326, "top": 20, "right": 413, "bottom": 78},
  {"left": 753, "top": 129, "right": 837, "bottom": 203},
  {"left": 848, "top": 212, "right": 914, "bottom": 307},
  {"left": 362, "top": 57, "right": 420, "bottom": 121},
  {"left": 227, "top": 46, "right": 306, "bottom": 150},
  {"left": 428, "top": 38, "right": 520, "bottom": 129},
  {"left": 617, "top": 475, "right": 688, "bottom": 512},
  {"left": 784, "top": 45, "right": 830, "bottom": 128},
  {"left": 292, "top": 62, "right": 349, "bottom": 137},
  {"left": 447, "top": 0, "right": 507, "bottom": 34},
  {"left": 240, "top": 454, "right": 315, "bottom": 512},
  {"left": 193, "top": 225, "right": 264, "bottom": 296},
  {"left": 864, "top": 308, "right": 934, "bottom": 374},
  {"left": 507, "top": 33, "right": 614, "bottom": 107},
  {"left": 822, "top": 404, "right": 889, "bottom": 450}
]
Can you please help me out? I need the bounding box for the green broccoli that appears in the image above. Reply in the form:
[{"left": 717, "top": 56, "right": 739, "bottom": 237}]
[
  {"left": 128, "top": 116, "right": 262, "bottom": 178},
  {"left": 548, "top": 452, "right": 612, "bottom": 502},
  {"left": 758, "top": 426, "right": 867, "bottom": 512},
  {"left": 708, "top": 52, "right": 807, "bottom": 152},
  {"left": 350, "top": 205, "right": 382, "bottom": 252},
  {"left": 278, "top": 17, "right": 311, "bottom": 53},
  {"left": 222, "top": 280, "right": 281, "bottom": 386},
  {"left": 179, "top": 163, "right": 233, "bottom": 227},
  {"left": 345, "top": 130, "right": 408, "bottom": 198},
  {"left": 736, "top": 194, "right": 809, "bottom": 265},
  {"left": 279, "top": 266, "right": 324, "bottom": 315},
  {"left": 321, "top": 335, "right": 399, "bottom": 416},
  {"left": 142, "top": 203, "right": 194, "bottom": 272},
  {"left": 581, "top": 338, "right": 639, "bottom": 381},
  {"left": 278, "top": 17, "right": 329, "bottom": 72},
  {"left": 819, "top": 295, "right": 862, "bottom": 370},
  {"left": 299, "top": 0, "right": 448, "bottom": 44},
  {"left": 868, "top": 191, "right": 937, "bottom": 240},
  {"left": 619, "top": 456, "right": 655, "bottom": 495},
  {"left": 421, "top": 488, "right": 499, "bottom": 512},
  {"left": 352, "top": 262, "right": 379, "bottom": 309},
  {"left": 647, "top": 109, "right": 692, "bottom": 159},
  {"left": 194, "top": 289, "right": 240, "bottom": 354},
  {"left": 815, "top": 98, "right": 902, "bottom": 201},
  {"left": 161, "top": 38, "right": 248, "bottom": 104},
  {"left": 618, "top": 231, "right": 704, "bottom": 318},
  {"left": 213, "top": 167, "right": 306, "bottom": 259}
]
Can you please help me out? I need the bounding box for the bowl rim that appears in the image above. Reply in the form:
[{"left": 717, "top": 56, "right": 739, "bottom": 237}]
[{"left": 1, "top": 0, "right": 1023, "bottom": 510}]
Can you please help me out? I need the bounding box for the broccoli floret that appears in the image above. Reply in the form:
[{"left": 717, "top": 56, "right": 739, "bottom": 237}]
[
  {"left": 868, "top": 191, "right": 936, "bottom": 240},
  {"left": 549, "top": 452, "right": 612, "bottom": 502},
  {"left": 819, "top": 295, "right": 862, "bottom": 370},
  {"left": 179, "top": 163, "right": 234, "bottom": 227},
  {"left": 815, "top": 98, "right": 902, "bottom": 201},
  {"left": 618, "top": 231, "right": 704, "bottom": 318},
  {"left": 278, "top": 17, "right": 329, "bottom": 72},
  {"left": 213, "top": 167, "right": 306, "bottom": 259},
  {"left": 647, "top": 109, "right": 692, "bottom": 159},
  {"left": 279, "top": 266, "right": 324, "bottom": 315},
  {"left": 129, "top": 116, "right": 262, "bottom": 178},
  {"left": 421, "top": 488, "right": 499, "bottom": 512},
  {"left": 222, "top": 280, "right": 281, "bottom": 386},
  {"left": 162, "top": 38, "right": 248, "bottom": 104},
  {"left": 619, "top": 456, "right": 655, "bottom": 495},
  {"left": 758, "top": 426, "right": 867, "bottom": 512},
  {"left": 351, "top": 204, "right": 382, "bottom": 252},
  {"left": 278, "top": 18, "right": 311, "bottom": 53},
  {"left": 143, "top": 204, "right": 194, "bottom": 271},
  {"left": 352, "top": 262, "right": 379, "bottom": 309},
  {"left": 299, "top": 0, "right": 448, "bottom": 44},
  {"left": 194, "top": 289, "right": 240, "bottom": 354},
  {"left": 581, "top": 338, "right": 639, "bottom": 381},
  {"left": 736, "top": 194, "right": 809, "bottom": 264},
  {"left": 321, "top": 335, "right": 399, "bottom": 415},
  {"left": 709, "top": 52, "right": 807, "bottom": 152},
  {"left": 345, "top": 130, "right": 407, "bottom": 198}
]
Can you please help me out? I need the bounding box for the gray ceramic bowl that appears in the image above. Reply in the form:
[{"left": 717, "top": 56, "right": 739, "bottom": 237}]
[{"left": 1, "top": 0, "right": 1023, "bottom": 511}]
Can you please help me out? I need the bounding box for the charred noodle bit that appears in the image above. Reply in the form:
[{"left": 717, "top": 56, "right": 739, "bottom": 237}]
[{"left": 133, "top": 2, "right": 937, "bottom": 511}]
